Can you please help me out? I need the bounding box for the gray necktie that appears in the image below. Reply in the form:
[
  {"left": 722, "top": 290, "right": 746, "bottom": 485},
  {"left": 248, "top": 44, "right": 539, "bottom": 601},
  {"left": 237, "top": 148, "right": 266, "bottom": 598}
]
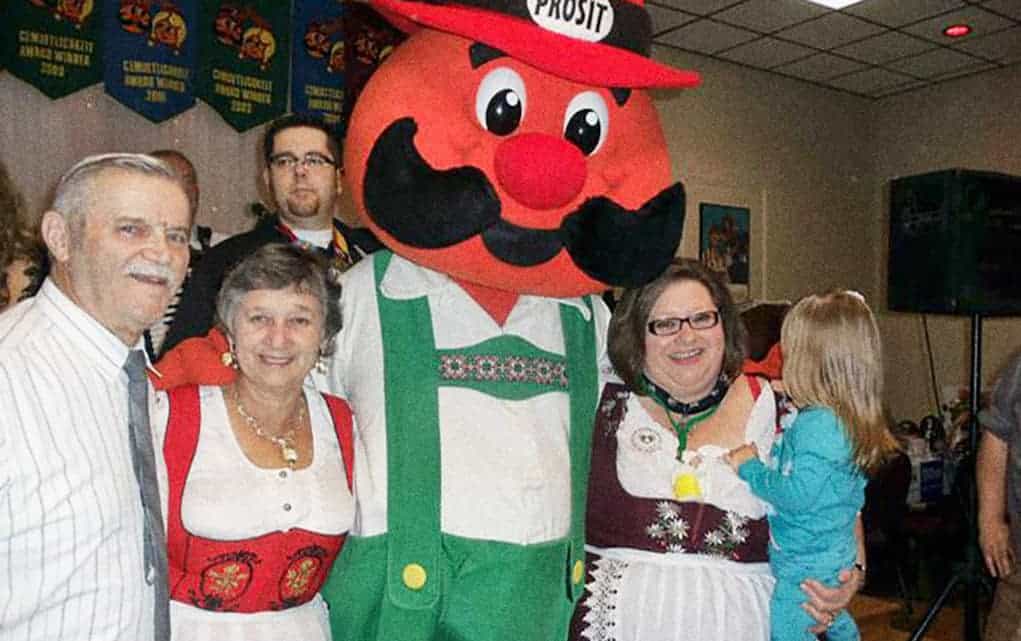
[{"left": 123, "top": 350, "right": 171, "bottom": 641}]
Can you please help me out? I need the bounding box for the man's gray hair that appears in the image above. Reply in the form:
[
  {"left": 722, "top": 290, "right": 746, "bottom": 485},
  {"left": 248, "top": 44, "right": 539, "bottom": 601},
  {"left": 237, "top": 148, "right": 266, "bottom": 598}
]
[{"left": 51, "top": 153, "right": 185, "bottom": 230}]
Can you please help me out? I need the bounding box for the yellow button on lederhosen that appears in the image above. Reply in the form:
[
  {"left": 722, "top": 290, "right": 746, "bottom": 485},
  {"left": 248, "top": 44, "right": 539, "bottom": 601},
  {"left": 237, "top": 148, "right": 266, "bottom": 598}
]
[
  {"left": 403, "top": 563, "right": 428, "bottom": 590},
  {"left": 572, "top": 560, "right": 585, "bottom": 585}
]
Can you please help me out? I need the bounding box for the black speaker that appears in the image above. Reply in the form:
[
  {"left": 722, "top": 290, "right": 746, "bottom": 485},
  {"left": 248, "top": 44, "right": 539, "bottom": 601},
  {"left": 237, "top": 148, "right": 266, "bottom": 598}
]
[{"left": 888, "top": 169, "right": 1021, "bottom": 316}]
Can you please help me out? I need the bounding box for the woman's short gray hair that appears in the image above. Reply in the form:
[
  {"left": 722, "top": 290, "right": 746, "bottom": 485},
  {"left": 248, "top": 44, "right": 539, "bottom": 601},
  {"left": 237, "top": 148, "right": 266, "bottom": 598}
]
[{"left": 216, "top": 243, "right": 342, "bottom": 355}]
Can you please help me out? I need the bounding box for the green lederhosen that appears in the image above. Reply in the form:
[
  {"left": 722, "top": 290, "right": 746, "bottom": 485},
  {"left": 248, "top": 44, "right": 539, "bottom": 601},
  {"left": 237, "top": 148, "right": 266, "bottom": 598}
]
[{"left": 322, "top": 251, "right": 598, "bottom": 641}]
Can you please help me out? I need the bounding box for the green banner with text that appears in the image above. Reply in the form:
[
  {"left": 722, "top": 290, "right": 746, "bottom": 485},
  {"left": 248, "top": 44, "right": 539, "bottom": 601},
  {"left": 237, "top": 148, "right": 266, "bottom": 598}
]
[
  {"left": 2, "top": 0, "right": 103, "bottom": 99},
  {"left": 196, "top": 0, "right": 290, "bottom": 132}
]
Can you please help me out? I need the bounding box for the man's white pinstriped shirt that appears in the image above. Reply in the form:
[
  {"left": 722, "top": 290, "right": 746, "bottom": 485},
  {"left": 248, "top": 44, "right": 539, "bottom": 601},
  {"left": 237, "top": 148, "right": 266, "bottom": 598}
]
[{"left": 0, "top": 279, "right": 155, "bottom": 640}]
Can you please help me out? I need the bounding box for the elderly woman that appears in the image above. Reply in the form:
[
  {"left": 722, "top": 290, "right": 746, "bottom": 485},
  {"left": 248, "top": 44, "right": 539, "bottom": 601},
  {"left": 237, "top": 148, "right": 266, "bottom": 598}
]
[
  {"left": 570, "top": 258, "right": 861, "bottom": 641},
  {"left": 0, "top": 161, "right": 45, "bottom": 311},
  {"left": 154, "top": 243, "right": 354, "bottom": 640}
]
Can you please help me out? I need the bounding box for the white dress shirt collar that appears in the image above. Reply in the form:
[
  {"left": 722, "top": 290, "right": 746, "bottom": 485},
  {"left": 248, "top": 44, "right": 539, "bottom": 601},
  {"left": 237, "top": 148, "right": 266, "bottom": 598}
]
[
  {"left": 378, "top": 253, "right": 594, "bottom": 321},
  {"left": 37, "top": 277, "right": 135, "bottom": 379}
]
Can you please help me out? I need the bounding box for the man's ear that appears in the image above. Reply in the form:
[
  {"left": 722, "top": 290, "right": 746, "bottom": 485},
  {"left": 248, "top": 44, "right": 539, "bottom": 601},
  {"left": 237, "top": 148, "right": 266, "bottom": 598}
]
[
  {"left": 262, "top": 166, "right": 272, "bottom": 196},
  {"left": 40, "top": 210, "right": 71, "bottom": 263},
  {"left": 335, "top": 166, "right": 344, "bottom": 195}
]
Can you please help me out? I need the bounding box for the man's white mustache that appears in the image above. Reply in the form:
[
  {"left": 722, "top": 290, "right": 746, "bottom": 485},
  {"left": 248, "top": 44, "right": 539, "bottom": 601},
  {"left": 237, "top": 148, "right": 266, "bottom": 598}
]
[{"left": 126, "top": 262, "right": 177, "bottom": 285}]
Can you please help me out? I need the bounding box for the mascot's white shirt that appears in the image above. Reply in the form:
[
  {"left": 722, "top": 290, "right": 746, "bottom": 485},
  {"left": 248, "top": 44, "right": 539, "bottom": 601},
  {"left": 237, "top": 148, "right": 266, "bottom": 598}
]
[{"left": 329, "top": 254, "right": 609, "bottom": 544}]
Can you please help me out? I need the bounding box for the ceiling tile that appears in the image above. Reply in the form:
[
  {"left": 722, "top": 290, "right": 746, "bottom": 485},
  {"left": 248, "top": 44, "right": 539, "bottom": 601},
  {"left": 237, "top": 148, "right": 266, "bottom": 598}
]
[
  {"left": 648, "top": 4, "right": 697, "bottom": 34},
  {"left": 902, "top": 5, "right": 1015, "bottom": 43},
  {"left": 952, "top": 26, "right": 1021, "bottom": 63},
  {"left": 714, "top": 0, "right": 828, "bottom": 33},
  {"left": 773, "top": 52, "right": 867, "bottom": 82},
  {"left": 774, "top": 12, "right": 885, "bottom": 49},
  {"left": 656, "top": 18, "right": 759, "bottom": 54},
  {"left": 871, "top": 79, "right": 929, "bottom": 98},
  {"left": 886, "top": 46, "right": 988, "bottom": 77},
  {"left": 927, "top": 61, "right": 999, "bottom": 82},
  {"left": 843, "top": 0, "right": 965, "bottom": 28},
  {"left": 717, "top": 37, "right": 817, "bottom": 68},
  {"left": 833, "top": 30, "right": 937, "bottom": 63},
  {"left": 980, "top": 0, "right": 1021, "bottom": 21},
  {"left": 647, "top": 0, "right": 736, "bottom": 16},
  {"left": 828, "top": 67, "right": 918, "bottom": 95}
]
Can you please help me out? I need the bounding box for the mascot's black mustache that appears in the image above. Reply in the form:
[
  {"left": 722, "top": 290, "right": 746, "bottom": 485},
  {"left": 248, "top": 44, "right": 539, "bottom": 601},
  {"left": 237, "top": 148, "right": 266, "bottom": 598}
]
[{"left": 364, "top": 118, "right": 686, "bottom": 287}]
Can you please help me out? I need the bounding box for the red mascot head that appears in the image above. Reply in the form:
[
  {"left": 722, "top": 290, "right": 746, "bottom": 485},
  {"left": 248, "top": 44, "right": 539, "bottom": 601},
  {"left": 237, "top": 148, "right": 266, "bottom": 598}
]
[
  {"left": 151, "top": 0, "right": 703, "bottom": 387},
  {"left": 345, "top": 0, "right": 700, "bottom": 299}
]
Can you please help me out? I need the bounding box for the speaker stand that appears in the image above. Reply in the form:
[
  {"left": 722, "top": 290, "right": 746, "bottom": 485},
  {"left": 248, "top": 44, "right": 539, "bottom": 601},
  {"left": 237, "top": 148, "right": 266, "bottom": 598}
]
[{"left": 908, "top": 313, "right": 994, "bottom": 641}]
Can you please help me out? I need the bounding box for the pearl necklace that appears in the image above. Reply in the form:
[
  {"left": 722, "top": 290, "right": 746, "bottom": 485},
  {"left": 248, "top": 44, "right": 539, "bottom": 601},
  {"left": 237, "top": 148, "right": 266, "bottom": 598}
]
[{"left": 232, "top": 388, "right": 307, "bottom": 469}]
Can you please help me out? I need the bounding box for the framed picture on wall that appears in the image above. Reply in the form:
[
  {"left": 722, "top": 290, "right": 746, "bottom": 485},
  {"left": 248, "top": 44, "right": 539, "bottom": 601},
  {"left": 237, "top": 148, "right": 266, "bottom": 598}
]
[{"left": 699, "top": 203, "right": 750, "bottom": 301}]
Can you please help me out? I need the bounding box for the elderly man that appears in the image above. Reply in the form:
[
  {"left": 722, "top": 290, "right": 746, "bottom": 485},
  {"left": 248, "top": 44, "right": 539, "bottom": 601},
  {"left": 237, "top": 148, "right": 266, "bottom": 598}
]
[
  {"left": 0, "top": 153, "right": 191, "bottom": 640},
  {"left": 159, "top": 113, "right": 378, "bottom": 356}
]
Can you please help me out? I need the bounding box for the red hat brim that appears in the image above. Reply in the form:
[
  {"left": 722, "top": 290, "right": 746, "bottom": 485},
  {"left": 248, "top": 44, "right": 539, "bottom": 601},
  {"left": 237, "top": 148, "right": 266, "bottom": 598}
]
[{"left": 372, "top": 0, "right": 701, "bottom": 89}]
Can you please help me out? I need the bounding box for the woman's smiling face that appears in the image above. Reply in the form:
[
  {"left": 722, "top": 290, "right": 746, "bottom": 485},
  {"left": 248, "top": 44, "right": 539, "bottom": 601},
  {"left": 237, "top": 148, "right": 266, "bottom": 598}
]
[
  {"left": 643, "top": 278, "right": 725, "bottom": 403},
  {"left": 229, "top": 285, "right": 324, "bottom": 394}
]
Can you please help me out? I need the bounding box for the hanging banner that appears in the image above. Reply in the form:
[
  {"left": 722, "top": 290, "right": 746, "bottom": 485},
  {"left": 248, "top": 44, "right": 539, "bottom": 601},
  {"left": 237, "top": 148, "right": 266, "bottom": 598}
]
[
  {"left": 290, "top": 0, "right": 345, "bottom": 133},
  {"left": 340, "top": 1, "right": 403, "bottom": 133},
  {"left": 103, "top": 0, "right": 199, "bottom": 123},
  {"left": 196, "top": 0, "right": 290, "bottom": 132},
  {"left": 2, "top": 0, "right": 103, "bottom": 99}
]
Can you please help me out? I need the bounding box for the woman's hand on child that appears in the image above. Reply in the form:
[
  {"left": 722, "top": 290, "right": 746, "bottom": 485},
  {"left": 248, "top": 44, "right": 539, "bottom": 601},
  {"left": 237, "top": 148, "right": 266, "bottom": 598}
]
[{"left": 724, "top": 443, "right": 758, "bottom": 471}]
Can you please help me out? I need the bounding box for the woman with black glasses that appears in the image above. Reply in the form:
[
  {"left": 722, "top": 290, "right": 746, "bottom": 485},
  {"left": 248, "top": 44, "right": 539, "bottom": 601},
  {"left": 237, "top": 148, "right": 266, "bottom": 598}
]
[{"left": 569, "top": 258, "right": 860, "bottom": 641}]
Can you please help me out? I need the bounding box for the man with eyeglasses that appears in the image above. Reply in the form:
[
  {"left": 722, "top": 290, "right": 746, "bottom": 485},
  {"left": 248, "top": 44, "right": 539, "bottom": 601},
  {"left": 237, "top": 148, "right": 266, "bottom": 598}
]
[{"left": 160, "top": 113, "right": 379, "bottom": 356}]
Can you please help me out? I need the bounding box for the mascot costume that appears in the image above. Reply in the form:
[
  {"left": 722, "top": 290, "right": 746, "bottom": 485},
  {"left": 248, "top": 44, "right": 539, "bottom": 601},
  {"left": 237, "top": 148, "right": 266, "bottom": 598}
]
[{"left": 320, "top": 0, "right": 699, "bottom": 638}]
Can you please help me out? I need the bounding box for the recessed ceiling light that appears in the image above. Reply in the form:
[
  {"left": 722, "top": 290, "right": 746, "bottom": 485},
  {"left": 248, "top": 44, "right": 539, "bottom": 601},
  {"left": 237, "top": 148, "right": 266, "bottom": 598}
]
[
  {"left": 803, "top": 0, "right": 864, "bottom": 8},
  {"left": 942, "top": 23, "right": 972, "bottom": 38}
]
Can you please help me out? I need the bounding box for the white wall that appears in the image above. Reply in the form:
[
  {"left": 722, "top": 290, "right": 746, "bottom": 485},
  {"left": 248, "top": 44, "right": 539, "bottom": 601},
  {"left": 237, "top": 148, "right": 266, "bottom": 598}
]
[
  {"left": 0, "top": 76, "right": 265, "bottom": 235},
  {"left": 652, "top": 47, "right": 876, "bottom": 306}
]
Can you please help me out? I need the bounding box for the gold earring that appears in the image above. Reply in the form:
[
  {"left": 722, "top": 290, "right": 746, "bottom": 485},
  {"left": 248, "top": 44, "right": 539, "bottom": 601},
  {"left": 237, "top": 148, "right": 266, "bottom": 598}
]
[{"left": 221, "top": 348, "right": 239, "bottom": 370}]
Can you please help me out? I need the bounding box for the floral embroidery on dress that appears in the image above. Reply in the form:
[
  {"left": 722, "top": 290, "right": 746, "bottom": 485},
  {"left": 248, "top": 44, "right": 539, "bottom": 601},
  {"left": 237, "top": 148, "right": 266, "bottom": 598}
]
[
  {"left": 645, "top": 501, "right": 690, "bottom": 552},
  {"left": 703, "top": 511, "right": 751, "bottom": 560},
  {"left": 581, "top": 557, "right": 629, "bottom": 641},
  {"left": 274, "top": 545, "right": 330, "bottom": 608},
  {"left": 438, "top": 353, "right": 568, "bottom": 387},
  {"left": 192, "top": 550, "right": 260, "bottom": 611}
]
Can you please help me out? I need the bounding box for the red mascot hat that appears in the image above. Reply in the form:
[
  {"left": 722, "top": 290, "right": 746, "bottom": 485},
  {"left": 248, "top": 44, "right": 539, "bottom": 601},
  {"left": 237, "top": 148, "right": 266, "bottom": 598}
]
[{"left": 373, "top": 0, "right": 701, "bottom": 89}]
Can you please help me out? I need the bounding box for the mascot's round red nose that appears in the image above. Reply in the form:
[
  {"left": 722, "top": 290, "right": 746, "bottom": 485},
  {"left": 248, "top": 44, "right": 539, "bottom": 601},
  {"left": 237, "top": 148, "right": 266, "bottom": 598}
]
[{"left": 494, "top": 133, "right": 587, "bottom": 211}]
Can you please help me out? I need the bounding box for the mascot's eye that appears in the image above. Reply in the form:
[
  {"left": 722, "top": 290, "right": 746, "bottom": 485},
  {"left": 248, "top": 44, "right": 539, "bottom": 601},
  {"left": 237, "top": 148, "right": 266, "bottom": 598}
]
[
  {"left": 475, "top": 67, "right": 526, "bottom": 136},
  {"left": 563, "top": 91, "right": 609, "bottom": 156}
]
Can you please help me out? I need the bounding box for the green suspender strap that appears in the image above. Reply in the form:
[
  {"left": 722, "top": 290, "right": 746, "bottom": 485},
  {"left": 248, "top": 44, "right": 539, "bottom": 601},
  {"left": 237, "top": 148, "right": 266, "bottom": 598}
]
[
  {"left": 562, "top": 296, "right": 598, "bottom": 608},
  {"left": 373, "top": 250, "right": 599, "bottom": 639},
  {"left": 374, "top": 251, "right": 443, "bottom": 641}
]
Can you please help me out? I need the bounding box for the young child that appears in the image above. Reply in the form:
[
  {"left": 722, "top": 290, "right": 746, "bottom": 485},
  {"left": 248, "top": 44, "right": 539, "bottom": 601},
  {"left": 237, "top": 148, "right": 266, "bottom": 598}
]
[{"left": 726, "top": 290, "right": 898, "bottom": 641}]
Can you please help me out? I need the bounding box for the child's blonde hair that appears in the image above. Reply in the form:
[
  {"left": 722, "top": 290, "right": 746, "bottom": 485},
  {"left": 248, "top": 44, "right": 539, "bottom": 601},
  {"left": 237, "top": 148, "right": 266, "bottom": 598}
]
[{"left": 781, "top": 290, "right": 898, "bottom": 474}]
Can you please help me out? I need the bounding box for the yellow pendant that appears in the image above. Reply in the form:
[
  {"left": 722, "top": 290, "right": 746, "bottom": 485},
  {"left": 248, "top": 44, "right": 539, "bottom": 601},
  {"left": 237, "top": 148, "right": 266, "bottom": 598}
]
[{"left": 673, "top": 471, "right": 702, "bottom": 500}]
